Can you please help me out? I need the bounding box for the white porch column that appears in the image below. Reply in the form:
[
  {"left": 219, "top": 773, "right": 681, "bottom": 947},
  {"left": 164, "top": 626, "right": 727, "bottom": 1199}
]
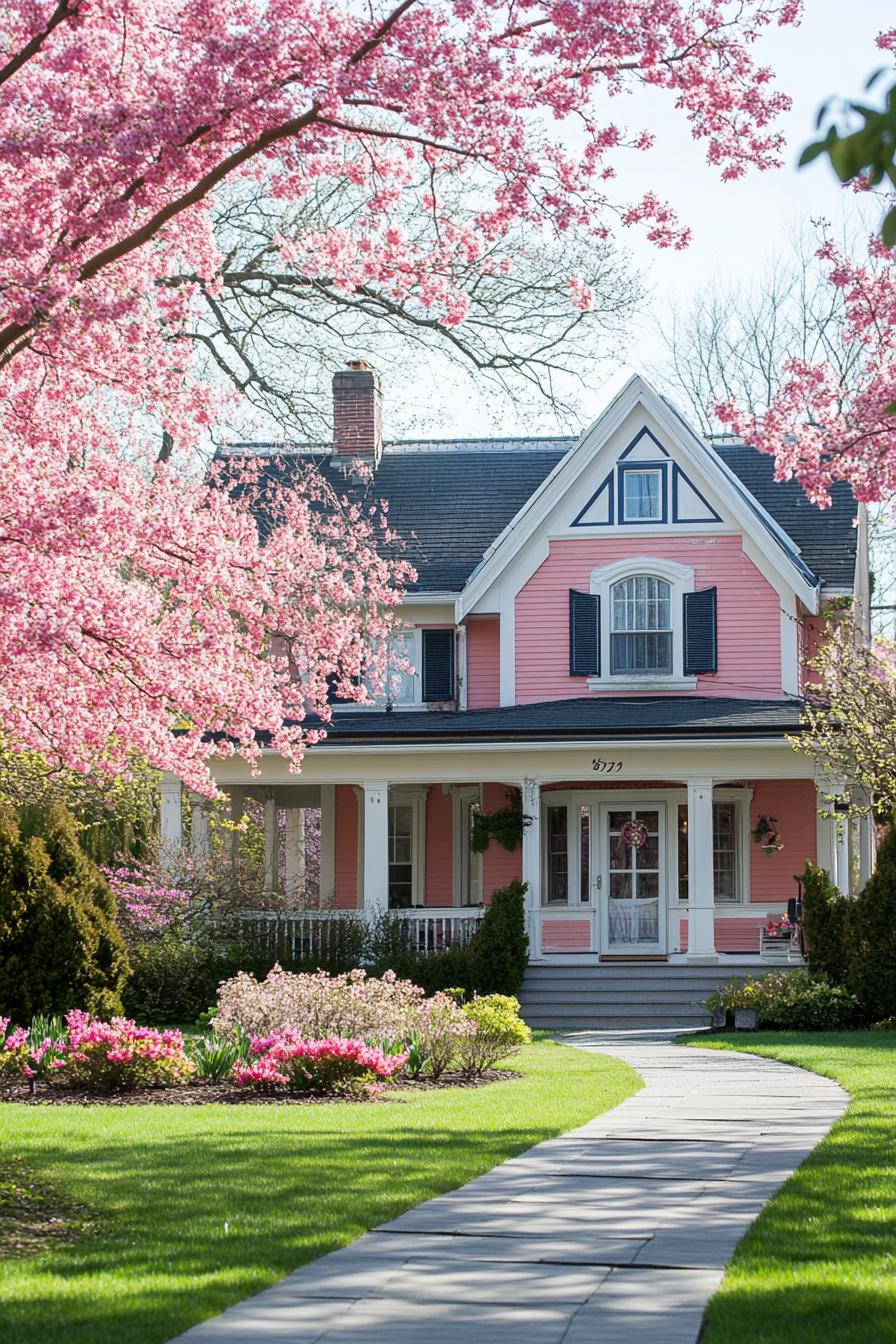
[
  {"left": 686, "top": 776, "right": 717, "bottom": 962},
  {"left": 190, "top": 795, "right": 211, "bottom": 864},
  {"left": 521, "top": 778, "right": 543, "bottom": 960},
  {"left": 319, "top": 785, "right": 336, "bottom": 902},
  {"left": 283, "top": 808, "right": 305, "bottom": 904},
  {"left": 159, "top": 772, "right": 183, "bottom": 869},
  {"left": 835, "top": 814, "right": 850, "bottom": 896},
  {"left": 360, "top": 782, "right": 389, "bottom": 916},
  {"left": 263, "top": 795, "right": 279, "bottom": 895},
  {"left": 228, "top": 787, "right": 244, "bottom": 872}
]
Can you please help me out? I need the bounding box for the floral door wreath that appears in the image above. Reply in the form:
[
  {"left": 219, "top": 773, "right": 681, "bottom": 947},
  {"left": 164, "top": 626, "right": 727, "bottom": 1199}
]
[{"left": 621, "top": 820, "right": 649, "bottom": 849}]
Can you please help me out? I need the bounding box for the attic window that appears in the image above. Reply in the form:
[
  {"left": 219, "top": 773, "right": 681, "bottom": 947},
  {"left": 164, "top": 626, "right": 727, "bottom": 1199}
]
[{"left": 622, "top": 468, "right": 662, "bottom": 522}]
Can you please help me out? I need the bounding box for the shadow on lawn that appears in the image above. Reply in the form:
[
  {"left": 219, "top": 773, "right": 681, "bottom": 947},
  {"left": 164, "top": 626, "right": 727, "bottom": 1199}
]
[{"left": 2, "top": 1118, "right": 551, "bottom": 1343}]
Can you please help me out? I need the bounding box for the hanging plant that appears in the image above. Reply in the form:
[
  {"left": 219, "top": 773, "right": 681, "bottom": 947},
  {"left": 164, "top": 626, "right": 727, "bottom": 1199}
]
[
  {"left": 751, "top": 814, "right": 783, "bottom": 855},
  {"left": 470, "top": 792, "right": 532, "bottom": 854}
]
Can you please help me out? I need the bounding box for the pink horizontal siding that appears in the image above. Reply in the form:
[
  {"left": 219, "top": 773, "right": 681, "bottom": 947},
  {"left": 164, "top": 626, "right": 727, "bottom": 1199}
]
[
  {"left": 425, "top": 786, "right": 453, "bottom": 907},
  {"left": 333, "top": 785, "right": 358, "bottom": 908},
  {"left": 515, "top": 536, "right": 781, "bottom": 703},
  {"left": 481, "top": 782, "right": 522, "bottom": 901},
  {"left": 679, "top": 918, "right": 768, "bottom": 953},
  {"left": 465, "top": 616, "right": 501, "bottom": 708},
  {"left": 748, "top": 779, "right": 817, "bottom": 905},
  {"left": 542, "top": 918, "right": 592, "bottom": 953}
]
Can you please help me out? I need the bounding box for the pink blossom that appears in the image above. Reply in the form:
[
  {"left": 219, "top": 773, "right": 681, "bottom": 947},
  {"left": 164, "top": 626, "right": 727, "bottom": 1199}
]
[{"left": 0, "top": 0, "right": 795, "bottom": 782}]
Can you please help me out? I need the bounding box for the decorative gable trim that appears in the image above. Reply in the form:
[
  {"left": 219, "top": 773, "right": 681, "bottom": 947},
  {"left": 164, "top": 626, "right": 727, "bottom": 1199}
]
[
  {"left": 671, "top": 464, "right": 722, "bottom": 524},
  {"left": 617, "top": 426, "right": 671, "bottom": 461},
  {"left": 571, "top": 471, "right": 614, "bottom": 527},
  {"left": 459, "top": 375, "right": 819, "bottom": 627}
]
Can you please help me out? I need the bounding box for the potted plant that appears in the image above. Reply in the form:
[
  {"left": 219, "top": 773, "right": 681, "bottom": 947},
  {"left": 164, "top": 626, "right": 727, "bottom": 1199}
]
[
  {"left": 705, "top": 978, "right": 762, "bottom": 1030},
  {"left": 751, "top": 814, "right": 783, "bottom": 856}
]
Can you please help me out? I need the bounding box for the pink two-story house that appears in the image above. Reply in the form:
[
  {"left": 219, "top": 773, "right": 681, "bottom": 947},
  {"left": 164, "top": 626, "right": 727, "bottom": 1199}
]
[{"left": 161, "top": 365, "right": 869, "bottom": 987}]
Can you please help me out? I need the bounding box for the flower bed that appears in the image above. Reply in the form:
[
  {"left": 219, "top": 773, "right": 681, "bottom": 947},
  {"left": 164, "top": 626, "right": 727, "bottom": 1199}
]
[{"left": 0, "top": 972, "right": 532, "bottom": 1104}]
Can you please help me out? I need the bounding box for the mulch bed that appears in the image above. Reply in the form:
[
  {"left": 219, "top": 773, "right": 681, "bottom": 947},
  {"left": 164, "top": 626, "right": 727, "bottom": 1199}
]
[{"left": 0, "top": 1069, "right": 519, "bottom": 1107}]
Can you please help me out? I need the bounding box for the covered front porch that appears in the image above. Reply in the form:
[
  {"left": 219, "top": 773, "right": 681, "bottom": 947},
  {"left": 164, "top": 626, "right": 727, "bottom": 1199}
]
[{"left": 161, "top": 722, "right": 874, "bottom": 965}]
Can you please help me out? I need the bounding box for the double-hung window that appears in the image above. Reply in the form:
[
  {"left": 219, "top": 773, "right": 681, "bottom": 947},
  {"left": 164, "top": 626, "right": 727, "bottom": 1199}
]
[
  {"left": 677, "top": 801, "right": 741, "bottom": 903},
  {"left": 610, "top": 575, "right": 673, "bottom": 677}
]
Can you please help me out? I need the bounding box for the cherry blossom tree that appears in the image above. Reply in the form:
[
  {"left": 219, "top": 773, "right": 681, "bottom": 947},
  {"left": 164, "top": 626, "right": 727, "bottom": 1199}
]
[
  {"left": 719, "top": 27, "right": 896, "bottom": 506},
  {"left": 1, "top": 0, "right": 798, "bottom": 792}
]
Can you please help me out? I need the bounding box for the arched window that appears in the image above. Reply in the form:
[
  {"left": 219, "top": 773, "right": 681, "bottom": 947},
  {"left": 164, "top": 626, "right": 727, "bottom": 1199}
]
[{"left": 610, "top": 575, "right": 672, "bottom": 676}]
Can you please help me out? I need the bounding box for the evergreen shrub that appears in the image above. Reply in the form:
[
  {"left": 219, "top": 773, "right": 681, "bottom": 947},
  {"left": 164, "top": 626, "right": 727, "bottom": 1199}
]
[
  {"left": 0, "top": 805, "right": 128, "bottom": 1020},
  {"left": 801, "top": 860, "right": 852, "bottom": 986},
  {"left": 848, "top": 817, "right": 896, "bottom": 1020}
]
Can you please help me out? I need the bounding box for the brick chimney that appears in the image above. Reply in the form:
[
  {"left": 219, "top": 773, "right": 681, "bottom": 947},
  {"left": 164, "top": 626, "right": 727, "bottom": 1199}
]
[{"left": 332, "top": 360, "right": 382, "bottom": 465}]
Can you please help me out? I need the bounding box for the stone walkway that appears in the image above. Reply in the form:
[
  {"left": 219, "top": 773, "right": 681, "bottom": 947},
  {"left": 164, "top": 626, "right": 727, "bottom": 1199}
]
[{"left": 172, "top": 1032, "right": 848, "bottom": 1344}]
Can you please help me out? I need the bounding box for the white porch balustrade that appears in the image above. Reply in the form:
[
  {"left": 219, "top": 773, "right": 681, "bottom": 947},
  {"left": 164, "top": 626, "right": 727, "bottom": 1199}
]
[{"left": 236, "top": 906, "right": 483, "bottom": 963}]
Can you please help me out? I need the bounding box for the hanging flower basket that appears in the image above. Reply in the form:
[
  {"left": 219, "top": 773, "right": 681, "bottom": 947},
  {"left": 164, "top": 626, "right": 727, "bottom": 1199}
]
[
  {"left": 751, "top": 814, "right": 782, "bottom": 856},
  {"left": 621, "top": 820, "right": 649, "bottom": 849}
]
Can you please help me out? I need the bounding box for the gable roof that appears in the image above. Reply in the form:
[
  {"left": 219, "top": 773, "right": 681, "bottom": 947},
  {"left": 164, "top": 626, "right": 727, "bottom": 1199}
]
[{"left": 220, "top": 382, "right": 857, "bottom": 596}]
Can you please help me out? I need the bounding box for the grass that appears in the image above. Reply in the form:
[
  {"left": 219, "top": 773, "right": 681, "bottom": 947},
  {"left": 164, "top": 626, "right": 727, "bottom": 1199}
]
[
  {"left": 0, "top": 1039, "right": 638, "bottom": 1344},
  {"left": 692, "top": 1031, "right": 896, "bottom": 1344}
]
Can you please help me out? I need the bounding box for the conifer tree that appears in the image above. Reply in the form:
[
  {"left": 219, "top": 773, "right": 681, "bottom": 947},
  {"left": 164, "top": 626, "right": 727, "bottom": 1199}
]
[
  {"left": 0, "top": 806, "right": 128, "bottom": 1020},
  {"left": 849, "top": 819, "right": 896, "bottom": 1021}
]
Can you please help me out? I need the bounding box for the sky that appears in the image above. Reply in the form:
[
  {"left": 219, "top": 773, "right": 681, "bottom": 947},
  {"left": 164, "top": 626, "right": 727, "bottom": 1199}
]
[{"left": 392, "top": 0, "right": 894, "bottom": 441}]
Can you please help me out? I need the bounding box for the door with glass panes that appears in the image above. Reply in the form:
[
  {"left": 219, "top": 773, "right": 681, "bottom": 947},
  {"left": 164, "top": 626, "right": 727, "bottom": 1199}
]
[
  {"left": 541, "top": 798, "right": 666, "bottom": 955},
  {"left": 598, "top": 805, "right": 665, "bottom": 954}
]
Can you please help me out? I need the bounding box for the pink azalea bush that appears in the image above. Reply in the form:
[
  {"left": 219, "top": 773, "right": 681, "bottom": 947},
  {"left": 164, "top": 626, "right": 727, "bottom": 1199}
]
[
  {"left": 64, "top": 1011, "right": 195, "bottom": 1092},
  {"left": 233, "top": 1031, "right": 408, "bottom": 1095}
]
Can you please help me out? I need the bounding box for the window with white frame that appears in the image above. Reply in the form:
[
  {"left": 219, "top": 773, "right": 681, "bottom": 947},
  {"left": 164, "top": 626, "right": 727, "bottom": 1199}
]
[
  {"left": 677, "top": 800, "right": 741, "bottom": 903},
  {"left": 454, "top": 788, "right": 483, "bottom": 907},
  {"left": 610, "top": 575, "right": 673, "bottom": 676},
  {"left": 356, "top": 786, "right": 426, "bottom": 908},
  {"left": 363, "top": 629, "right": 418, "bottom": 707},
  {"left": 586, "top": 557, "right": 697, "bottom": 689},
  {"left": 622, "top": 468, "right": 662, "bottom": 521}
]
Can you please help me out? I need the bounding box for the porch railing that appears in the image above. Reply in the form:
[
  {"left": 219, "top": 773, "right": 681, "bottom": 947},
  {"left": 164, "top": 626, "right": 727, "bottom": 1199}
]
[{"left": 234, "top": 907, "right": 484, "bottom": 962}]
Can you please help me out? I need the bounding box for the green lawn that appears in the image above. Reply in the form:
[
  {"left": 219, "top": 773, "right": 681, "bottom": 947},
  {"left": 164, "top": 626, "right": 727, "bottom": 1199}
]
[
  {"left": 0, "top": 1040, "right": 638, "bottom": 1344},
  {"left": 692, "top": 1032, "right": 896, "bottom": 1344}
]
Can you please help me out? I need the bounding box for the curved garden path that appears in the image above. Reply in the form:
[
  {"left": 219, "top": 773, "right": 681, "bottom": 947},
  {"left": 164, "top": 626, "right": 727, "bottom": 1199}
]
[{"left": 172, "top": 1032, "right": 847, "bottom": 1344}]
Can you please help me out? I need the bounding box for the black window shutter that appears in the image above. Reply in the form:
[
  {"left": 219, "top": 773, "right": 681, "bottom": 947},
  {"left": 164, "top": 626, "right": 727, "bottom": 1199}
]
[
  {"left": 326, "top": 670, "right": 358, "bottom": 705},
  {"left": 683, "top": 587, "right": 718, "bottom": 675},
  {"left": 569, "top": 589, "right": 600, "bottom": 676},
  {"left": 422, "top": 629, "right": 455, "bottom": 701}
]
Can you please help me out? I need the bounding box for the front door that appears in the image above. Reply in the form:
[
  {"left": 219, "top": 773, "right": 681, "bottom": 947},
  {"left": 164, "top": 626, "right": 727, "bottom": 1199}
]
[{"left": 599, "top": 806, "right": 665, "bottom": 955}]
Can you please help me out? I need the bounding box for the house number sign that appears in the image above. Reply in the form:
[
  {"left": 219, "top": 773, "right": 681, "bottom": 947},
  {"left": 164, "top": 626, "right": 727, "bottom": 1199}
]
[{"left": 591, "top": 757, "right": 623, "bottom": 774}]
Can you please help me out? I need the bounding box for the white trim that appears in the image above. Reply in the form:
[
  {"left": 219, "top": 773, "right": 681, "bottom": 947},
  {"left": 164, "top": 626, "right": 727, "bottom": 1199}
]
[
  {"left": 590, "top": 556, "right": 695, "bottom": 688},
  {"left": 452, "top": 785, "right": 483, "bottom": 907},
  {"left": 457, "top": 624, "right": 469, "bottom": 711},
  {"left": 780, "top": 594, "right": 800, "bottom": 697},
  {"left": 319, "top": 784, "right": 336, "bottom": 901},
  {"left": 388, "top": 785, "right": 429, "bottom": 907},
  {"left": 457, "top": 375, "right": 819, "bottom": 621}
]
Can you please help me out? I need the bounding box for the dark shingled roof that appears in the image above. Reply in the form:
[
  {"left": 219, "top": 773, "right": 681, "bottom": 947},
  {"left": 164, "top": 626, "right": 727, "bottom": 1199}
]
[
  {"left": 225, "top": 432, "right": 857, "bottom": 593},
  {"left": 310, "top": 696, "right": 805, "bottom": 745},
  {"left": 712, "top": 442, "right": 857, "bottom": 592}
]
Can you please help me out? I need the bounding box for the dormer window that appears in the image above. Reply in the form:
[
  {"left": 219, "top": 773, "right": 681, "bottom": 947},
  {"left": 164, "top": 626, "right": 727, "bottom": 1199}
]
[
  {"left": 622, "top": 468, "right": 663, "bottom": 522},
  {"left": 610, "top": 576, "right": 673, "bottom": 676}
]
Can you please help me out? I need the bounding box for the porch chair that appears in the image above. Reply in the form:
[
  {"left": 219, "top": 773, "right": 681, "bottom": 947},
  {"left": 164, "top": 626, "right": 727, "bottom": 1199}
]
[{"left": 757, "top": 894, "right": 804, "bottom": 962}]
